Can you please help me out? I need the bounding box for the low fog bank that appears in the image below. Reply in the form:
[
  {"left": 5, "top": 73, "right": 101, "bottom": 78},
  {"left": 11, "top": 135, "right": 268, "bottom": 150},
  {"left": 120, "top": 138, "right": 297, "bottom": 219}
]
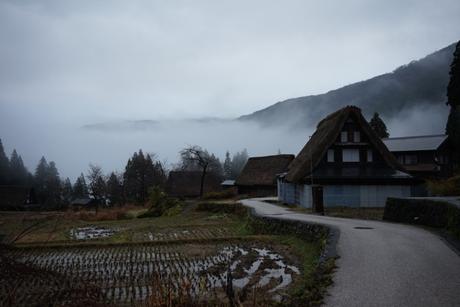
[
  {"left": 0, "top": 103, "right": 448, "bottom": 181},
  {"left": 0, "top": 116, "right": 313, "bottom": 181}
]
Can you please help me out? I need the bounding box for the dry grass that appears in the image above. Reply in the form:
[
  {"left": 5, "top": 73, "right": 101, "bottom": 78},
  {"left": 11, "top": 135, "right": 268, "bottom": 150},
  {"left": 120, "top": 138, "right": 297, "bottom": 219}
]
[{"left": 63, "top": 205, "right": 147, "bottom": 222}]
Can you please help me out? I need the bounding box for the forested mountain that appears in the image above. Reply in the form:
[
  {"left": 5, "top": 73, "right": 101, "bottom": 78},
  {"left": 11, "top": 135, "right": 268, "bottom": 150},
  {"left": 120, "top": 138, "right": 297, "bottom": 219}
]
[{"left": 239, "top": 43, "right": 457, "bottom": 129}]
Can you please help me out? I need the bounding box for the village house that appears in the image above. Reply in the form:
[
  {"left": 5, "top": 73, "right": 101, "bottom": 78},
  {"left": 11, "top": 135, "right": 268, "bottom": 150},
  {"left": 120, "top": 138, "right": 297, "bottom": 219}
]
[
  {"left": 165, "top": 171, "right": 222, "bottom": 198},
  {"left": 382, "top": 134, "right": 454, "bottom": 179},
  {"left": 235, "top": 154, "right": 295, "bottom": 196},
  {"left": 278, "top": 106, "right": 422, "bottom": 208}
]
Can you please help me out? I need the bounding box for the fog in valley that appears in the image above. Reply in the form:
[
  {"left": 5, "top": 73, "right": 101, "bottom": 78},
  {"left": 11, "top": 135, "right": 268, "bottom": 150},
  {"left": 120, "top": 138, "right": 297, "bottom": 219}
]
[
  {"left": 0, "top": 0, "right": 459, "bottom": 180},
  {"left": 0, "top": 102, "right": 450, "bottom": 181}
]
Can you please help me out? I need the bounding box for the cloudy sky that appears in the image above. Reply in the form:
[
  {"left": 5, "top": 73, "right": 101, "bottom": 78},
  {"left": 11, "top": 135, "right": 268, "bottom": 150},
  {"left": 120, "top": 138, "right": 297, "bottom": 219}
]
[{"left": 1, "top": 0, "right": 459, "bottom": 178}]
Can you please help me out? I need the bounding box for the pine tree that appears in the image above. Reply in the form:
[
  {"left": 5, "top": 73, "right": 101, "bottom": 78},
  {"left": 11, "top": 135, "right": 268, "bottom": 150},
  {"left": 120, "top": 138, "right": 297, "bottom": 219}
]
[
  {"left": 0, "top": 139, "right": 10, "bottom": 185},
  {"left": 73, "top": 173, "right": 89, "bottom": 199},
  {"left": 223, "top": 151, "right": 232, "bottom": 179},
  {"left": 45, "top": 161, "right": 62, "bottom": 208},
  {"left": 87, "top": 164, "right": 106, "bottom": 204},
  {"left": 62, "top": 178, "right": 73, "bottom": 204},
  {"left": 34, "top": 156, "right": 49, "bottom": 204},
  {"left": 124, "top": 150, "right": 166, "bottom": 203},
  {"left": 446, "top": 40, "right": 460, "bottom": 166},
  {"left": 369, "top": 112, "right": 390, "bottom": 138},
  {"left": 9, "top": 149, "right": 29, "bottom": 186},
  {"left": 107, "top": 172, "right": 123, "bottom": 206}
]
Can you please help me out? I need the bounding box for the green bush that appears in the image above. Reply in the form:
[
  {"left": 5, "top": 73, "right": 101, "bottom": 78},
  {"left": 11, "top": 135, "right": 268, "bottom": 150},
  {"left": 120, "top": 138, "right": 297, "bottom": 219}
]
[
  {"left": 384, "top": 198, "right": 460, "bottom": 239},
  {"left": 138, "top": 186, "right": 183, "bottom": 218}
]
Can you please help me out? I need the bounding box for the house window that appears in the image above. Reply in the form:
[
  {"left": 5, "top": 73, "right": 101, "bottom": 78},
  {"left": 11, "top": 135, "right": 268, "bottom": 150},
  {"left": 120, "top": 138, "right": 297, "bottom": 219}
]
[
  {"left": 327, "top": 149, "right": 335, "bottom": 162},
  {"left": 397, "top": 155, "right": 404, "bottom": 164},
  {"left": 342, "top": 149, "right": 360, "bottom": 162},
  {"left": 367, "top": 149, "right": 373, "bottom": 162},
  {"left": 341, "top": 131, "right": 348, "bottom": 142},
  {"left": 353, "top": 131, "right": 361, "bottom": 142},
  {"left": 404, "top": 154, "right": 418, "bottom": 165}
]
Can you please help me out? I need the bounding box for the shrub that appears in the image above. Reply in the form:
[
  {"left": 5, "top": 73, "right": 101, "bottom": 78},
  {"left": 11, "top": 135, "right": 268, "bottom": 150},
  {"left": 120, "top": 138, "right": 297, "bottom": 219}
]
[
  {"left": 427, "top": 176, "right": 460, "bottom": 196},
  {"left": 384, "top": 198, "right": 460, "bottom": 239},
  {"left": 138, "top": 187, "right": 182, "bottom": 218}
]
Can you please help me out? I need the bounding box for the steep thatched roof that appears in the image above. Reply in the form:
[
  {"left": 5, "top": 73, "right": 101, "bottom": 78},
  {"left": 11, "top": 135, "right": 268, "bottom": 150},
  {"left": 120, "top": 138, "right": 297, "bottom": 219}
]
[
  {"left": 285, "top": 106, "right": 406, "bottom": 182},
  {"left": 235, "top": 154, "right": 295, "bottom": 186},
  {"left": 165, "top": 171, "right": 222, "bottom": 197}
]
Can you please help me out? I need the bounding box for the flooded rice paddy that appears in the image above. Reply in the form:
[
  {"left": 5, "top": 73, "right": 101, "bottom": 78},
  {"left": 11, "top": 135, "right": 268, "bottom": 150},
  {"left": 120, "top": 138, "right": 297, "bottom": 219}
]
[{"left": 1, "top": 242, "right": 300, "bottom": 306}]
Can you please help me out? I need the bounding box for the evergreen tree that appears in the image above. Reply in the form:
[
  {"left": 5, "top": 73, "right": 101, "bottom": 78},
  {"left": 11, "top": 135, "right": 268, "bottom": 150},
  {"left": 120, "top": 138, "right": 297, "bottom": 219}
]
[
  {"left": 73, "top": 173, "right": 89, "bottom": 199},
  {"left": 107, "top": 172, "right": 124, "bottom": 206},
  {"left": 223, "top": 151, "right": 232, "bottom": 179},
  {"left": 369, "top": 112, "right": 390, "bottom": 138},
  {"left": 124, "top": 150, "right": 166, "bottom": 203},
  {"left": 0, "top": 139, "right": 10, "bottom": 185},
  {"left": 34, "top": 156, "right": 49, "bottom": 204},
  {"left": 62, "top": 178, "right": 73, "bottom": 204},
  {"left": 45, "top": 161, "right": 62, "bottom": 208},
  {"left": 446, "top": 40, "right": 460, "bottom": 166},
  {"left": 87, "top": 164, "right": 106, "bottom": 205},
  {"left": 9, "top": 149, "right": 29, "bottom": 186}
]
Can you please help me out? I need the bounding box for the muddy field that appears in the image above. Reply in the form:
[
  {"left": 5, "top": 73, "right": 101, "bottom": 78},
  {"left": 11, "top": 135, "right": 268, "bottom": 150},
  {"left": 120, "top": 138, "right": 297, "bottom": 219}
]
[{"left": 1, "top": 241, "right": 301, "bottom": 306}]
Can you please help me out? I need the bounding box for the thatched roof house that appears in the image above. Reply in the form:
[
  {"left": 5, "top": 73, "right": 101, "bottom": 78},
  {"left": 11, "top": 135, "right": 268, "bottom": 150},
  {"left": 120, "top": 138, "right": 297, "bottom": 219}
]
[
  {"left": 235, "top": 154, "right": 294, "bottom": 196},
  {"left": 165, "top": 171, "right": 222, "bottom": 198},
  {"left": 279, "top": 106, "right": 422, "bottom": 208}
]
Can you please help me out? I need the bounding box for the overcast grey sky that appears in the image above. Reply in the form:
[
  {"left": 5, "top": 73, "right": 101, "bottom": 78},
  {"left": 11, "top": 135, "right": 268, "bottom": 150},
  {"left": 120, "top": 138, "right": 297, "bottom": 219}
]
[{"left": 0, "top": 0, "right": 459, "bottom": 178}]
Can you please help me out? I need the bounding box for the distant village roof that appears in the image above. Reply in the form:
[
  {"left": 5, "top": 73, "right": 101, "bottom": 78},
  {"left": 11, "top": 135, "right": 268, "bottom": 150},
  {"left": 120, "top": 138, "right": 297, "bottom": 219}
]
[
  {"left": 285, "top": 106, "right": 407, "bottom": 183},
  {"left": 235, "top": 154, "right": 295, "bottom": 186},
  {"left": 221, "top": 180, "right": 235, "bottom": 186},
  {"left": 165, "top": 171, "right": 221, "bottom": 197},
  {"left": 382, "top": 134, "right": 447, "bottom": 152}
]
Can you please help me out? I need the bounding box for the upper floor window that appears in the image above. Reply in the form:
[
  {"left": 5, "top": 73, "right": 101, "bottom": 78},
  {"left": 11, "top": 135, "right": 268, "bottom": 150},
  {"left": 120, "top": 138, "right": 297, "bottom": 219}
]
[
  {"left": 353, "top": 131, "right": 361, "bottom": 142},
  {"left": 327, "top": 149, "right": 335, "bottom": 162},
  {"left": 341, "top": 131, "right": 348, "bottom": 142},
  {"left": 367, "top": 149, "right": 373, "bottom": 162},
  {"left": 343, "top": 149, "right": 360, "bottom": 162},
  {"left": 404, "top": 154, "right": 418, "bottom": 165}
]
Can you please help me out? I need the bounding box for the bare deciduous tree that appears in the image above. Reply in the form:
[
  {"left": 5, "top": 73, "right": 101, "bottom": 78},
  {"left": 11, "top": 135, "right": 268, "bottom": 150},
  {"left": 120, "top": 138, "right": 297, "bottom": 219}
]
[{"left": 180, "top": 145, "right": 215, "bottom": 198}]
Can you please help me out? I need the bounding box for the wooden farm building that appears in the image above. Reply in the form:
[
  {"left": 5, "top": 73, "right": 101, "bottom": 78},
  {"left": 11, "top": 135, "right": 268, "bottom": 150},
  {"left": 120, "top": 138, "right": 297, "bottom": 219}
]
[
  {"left": 235, "top": 154, "right": 295, "bottom": 196},
  {"left": 382, "top": 134, "right": 454, "bottom": 179},
  {"left": 165, "top": 171, "right": 222, "bottom": 198},
  {"left": 278, "top": 106, "right": 422, "bottom": 208}
]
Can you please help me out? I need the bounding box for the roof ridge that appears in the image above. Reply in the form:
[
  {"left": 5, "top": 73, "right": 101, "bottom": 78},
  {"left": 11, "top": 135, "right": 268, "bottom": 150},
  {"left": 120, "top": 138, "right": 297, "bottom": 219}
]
[
  {"left": 383, "top": 134, "right": 446, "bottom": 140},
  {"left": 248, "top": 154, "right": 295, "bottom": 160}
]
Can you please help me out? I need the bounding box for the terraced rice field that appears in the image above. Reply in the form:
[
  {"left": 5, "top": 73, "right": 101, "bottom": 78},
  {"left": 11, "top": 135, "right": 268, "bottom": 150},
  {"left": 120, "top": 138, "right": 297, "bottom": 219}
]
[{"left": 1, "top": 241, "right": 300, "bottom": 306}]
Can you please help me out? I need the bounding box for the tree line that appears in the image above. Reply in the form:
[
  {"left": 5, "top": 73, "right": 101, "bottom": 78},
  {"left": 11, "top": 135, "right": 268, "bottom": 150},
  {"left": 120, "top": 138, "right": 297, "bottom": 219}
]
[{"left": 0, "top": 141, "right": 249, "bottom": 207}]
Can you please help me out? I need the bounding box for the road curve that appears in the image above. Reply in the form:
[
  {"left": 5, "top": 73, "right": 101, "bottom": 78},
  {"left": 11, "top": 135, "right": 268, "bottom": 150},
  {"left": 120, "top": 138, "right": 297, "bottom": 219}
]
[{"left": 241, "top": 198, "right": 460, "bottom": 307}]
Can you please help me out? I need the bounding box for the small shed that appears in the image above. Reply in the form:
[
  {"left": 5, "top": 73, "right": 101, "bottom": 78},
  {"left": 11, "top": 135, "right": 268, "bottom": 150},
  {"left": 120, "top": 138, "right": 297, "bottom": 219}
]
[{"left": 235, "top": 154, "right": 295, "bottom": 196}]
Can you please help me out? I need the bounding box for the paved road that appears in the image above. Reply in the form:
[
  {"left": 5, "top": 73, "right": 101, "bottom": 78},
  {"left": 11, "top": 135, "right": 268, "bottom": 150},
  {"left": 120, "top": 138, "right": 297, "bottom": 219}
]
[{"left": 241, "top": 198, "right": 460, "bottom": 307}]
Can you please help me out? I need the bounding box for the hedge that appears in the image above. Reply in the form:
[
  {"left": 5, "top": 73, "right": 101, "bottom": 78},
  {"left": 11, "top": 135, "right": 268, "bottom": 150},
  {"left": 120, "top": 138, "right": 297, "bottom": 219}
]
[{"left": 384, "top": 198, "right": 460, "bottom": 239}]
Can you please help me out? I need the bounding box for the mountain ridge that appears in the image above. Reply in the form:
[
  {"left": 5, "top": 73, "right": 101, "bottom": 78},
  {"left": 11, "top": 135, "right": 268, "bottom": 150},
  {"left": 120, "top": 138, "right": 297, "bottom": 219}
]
[{"left": 239, "top": 42, "right": 457, "bottom": 129}]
